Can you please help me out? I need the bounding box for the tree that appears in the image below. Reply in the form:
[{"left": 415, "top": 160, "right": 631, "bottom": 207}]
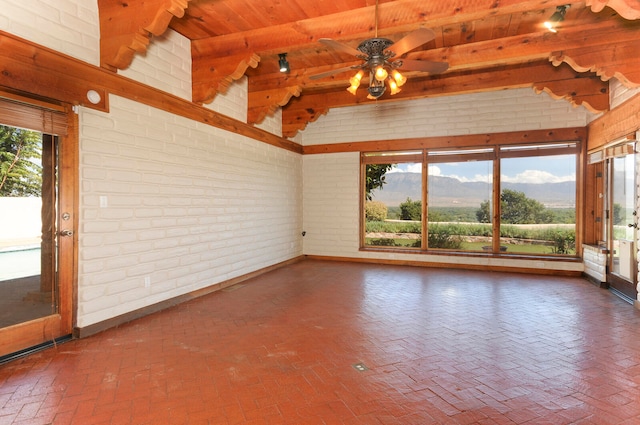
[
  {"left": 365, "top": 201, "right": 388, "bottom": 221},
  {"left": 476, "top": 189, "right": 553, "bottom": 224},
  {"left": 476, "top": 200, "right": 491, "bottom": 223},
  {"left": 399, "top": 197, "right": 421, "bottom": 220},
  {"left": 0, "top": 125, "right": 42, "bottom": 196},
  {"left": 365, "top": 163, "right": 395, "bottom": 201}
]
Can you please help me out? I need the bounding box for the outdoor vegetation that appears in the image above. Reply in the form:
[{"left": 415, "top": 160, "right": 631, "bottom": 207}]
[
  {"left": 0, "top": 125, "right": 42, "bottom": 197},
  {"left": 364, "top": 164, "right": 577, "bottom": 255}
]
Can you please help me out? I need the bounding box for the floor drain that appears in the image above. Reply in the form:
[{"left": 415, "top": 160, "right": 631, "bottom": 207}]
[{"left": 353, "top": 363, "right": 369, "bottom": 372}]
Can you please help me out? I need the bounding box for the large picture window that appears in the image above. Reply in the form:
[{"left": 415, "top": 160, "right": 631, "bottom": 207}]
[
  {"left": 362, "top": 142, "right": 581, "bottom": 256},
  {"left": 364, "top": 152, "right": 422, "bottom": 249}
]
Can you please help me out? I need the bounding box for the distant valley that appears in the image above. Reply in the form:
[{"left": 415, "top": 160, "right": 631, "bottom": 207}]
[{"left": 370, "top": 173, "right": 576, "bottom": 208}]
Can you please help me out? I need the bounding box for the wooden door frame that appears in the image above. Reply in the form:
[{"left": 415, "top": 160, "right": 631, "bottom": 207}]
[
  {"left": 0, "top": 101, "right": 78, "bottom": 358},
  {"left": 605, "top": 147, "right": 639, "bottom": 302}
]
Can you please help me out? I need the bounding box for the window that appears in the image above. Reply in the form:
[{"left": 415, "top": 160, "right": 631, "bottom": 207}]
[
  {"left": 427, "top": 149, "right": 494, "bottom": 252},
  {"left": 364, "top": 152, "right": 422, "bottom": 249},
  {"left": 499, "top": 144, "right": 577, "bottom": 254},
  {"left": 362, "top": 142, "right": 581, "bottom": 256}
]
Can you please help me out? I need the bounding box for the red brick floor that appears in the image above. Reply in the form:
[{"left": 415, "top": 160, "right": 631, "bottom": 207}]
[{"left": 2, "top": 260, "right": 640, "bottom": 424}]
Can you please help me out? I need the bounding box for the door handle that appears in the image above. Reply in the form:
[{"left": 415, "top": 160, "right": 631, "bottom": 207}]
[
  {"left": 60, "top": 229, "right": 74, "bottom": 237},
  {"left": 628, "top": 223, "right": 637, "bottom": 229}
]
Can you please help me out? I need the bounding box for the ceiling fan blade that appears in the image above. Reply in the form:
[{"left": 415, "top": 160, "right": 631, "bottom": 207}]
[
  {"left": 398, "top": 59, "right": 449, "bottom": 74},
  {"left": 388, "top": 28, "right": 435, "bottom": 57},
  {"left": 309, "top": 66, "right": 358, "bottom": 80},
  {"left": 319, "top": 38, "right": 363, "bottom": 57}
]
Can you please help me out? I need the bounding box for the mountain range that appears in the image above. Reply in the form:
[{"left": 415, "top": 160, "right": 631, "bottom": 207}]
[{"left": 370, "top": 173, "right": 576, "bottom": 208}]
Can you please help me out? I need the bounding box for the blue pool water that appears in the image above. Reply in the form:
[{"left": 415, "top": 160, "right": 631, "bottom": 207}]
[{"left": 0, "top": 247, "right": 41, "bottom": 280}]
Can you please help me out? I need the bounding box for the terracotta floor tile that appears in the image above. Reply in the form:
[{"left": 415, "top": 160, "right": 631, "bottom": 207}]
[{"left": 2, "top": 260, "right": 640, "bottom": 424}]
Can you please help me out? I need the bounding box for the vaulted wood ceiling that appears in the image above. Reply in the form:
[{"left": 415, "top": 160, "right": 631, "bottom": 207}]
[{"left": 98, "top": 0, "right": 640, "bottom": 138}]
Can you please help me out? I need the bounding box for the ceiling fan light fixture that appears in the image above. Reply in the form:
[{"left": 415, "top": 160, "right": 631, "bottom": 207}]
[
  {"left": 391, "top": 70, "right": 407, "bottom": 87},
  {"left": 388, "top": 78, "right": 401, "bottom": 95},
  {"left": 349, "top": 70, "right": 364, "bottom": 87},
  {"left": 367, "top": 76, "right": 386, "bottom": 99},
  {"left": 374, "top": 66, "right": 388, "bottom": 82},
  {"left": 544, "top": 5, "right": 569, "bottom": 33},
  {"left": 278, "top": 53, "right": 290, "bottom": 73}
]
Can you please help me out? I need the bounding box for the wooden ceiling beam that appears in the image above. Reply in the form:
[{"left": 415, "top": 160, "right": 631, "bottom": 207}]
[
  {"left": 192, "top": 52, "right": 260, "bottom": 104},
  {"left": 192, "top": 0, "right": 581, "bottom": 101},
  {"left": 281, "top": 62, "right": 608, "bottom": 137},
  {"left": 551, "top": 40, "right": 640, "bottom": 87},
  {"left": 248, "top": 18, "right": 639, "bottom": 95},
  {"left": 98, "top": 0, "right": 190, "bottom": 72},
  {"left": 247, "top": 86, "right": 302, "bottom": 124},
  {"left": 585, "top": 0, "right": 640, "bottom": 19},
  {"left": 191, "top": 0, "right": 581, "bottom": 58}
]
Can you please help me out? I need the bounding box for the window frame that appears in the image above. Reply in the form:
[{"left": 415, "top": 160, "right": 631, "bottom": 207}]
[{"left": 361, "top": 140, "right": 583, "bottom": 258}]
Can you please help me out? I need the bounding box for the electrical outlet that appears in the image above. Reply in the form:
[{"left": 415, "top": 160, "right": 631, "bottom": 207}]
[
  {"left": 99, "top": 196, "right": 108, "bottom": 208},
  {"left": 144, "top": 276, "right": 151, "bottom": 288}
]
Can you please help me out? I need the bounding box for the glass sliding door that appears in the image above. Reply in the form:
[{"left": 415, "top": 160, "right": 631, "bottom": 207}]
[{"left": 606, "top": 142, "right": 638, "bottom": 301}]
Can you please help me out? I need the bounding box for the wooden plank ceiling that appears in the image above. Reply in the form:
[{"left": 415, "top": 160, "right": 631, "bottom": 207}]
[{"left": 98, "top": 0, "right": 640, "bottom": 138}]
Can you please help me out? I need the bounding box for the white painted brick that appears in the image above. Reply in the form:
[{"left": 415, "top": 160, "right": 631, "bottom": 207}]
[
  {"left": 255, "top": 108, "right": 284, "bottom": 137},
  {"left": 77, "top": 94, "right": 302, "bottom": 327},
  {"left": 611, "top": 79, "right": 640, "bottom": 109},
  {"left": 82, "top": 221, "right": 120, "bottom": 235},
  {"left": 105, "top": 256, "right": 140, "bottom": 272},
  {"left": 0, "top": 0, "right": 100, "bottom": 65},
  {"left": 79, "top": 285, "right": 106, "bottom": 303},
  {"left": 120, "top": 30, "right": 192, "bottom": 101},
  {"left": 300, "top": 88, "right": 598, "bottom": 146},
  {"left": 203, "top": 77, "right": 249, "bottom": 122}
]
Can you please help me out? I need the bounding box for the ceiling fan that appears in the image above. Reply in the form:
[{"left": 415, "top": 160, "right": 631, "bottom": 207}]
[{"left": 310, "top": 1, "right": 449, "bottom": 99}]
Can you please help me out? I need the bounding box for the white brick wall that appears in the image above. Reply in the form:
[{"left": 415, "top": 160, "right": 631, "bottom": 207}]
[
  {"left": 299, "top": 88, "right": 597, "bottom": 145},
  {"left": 203, "top": 77, "right": 249, "bottom": 123},
  {"left": 0, "top": 0, "right": 100, "bottom": 65},
  {"left": 303, "top": 153, "right": 360, "bottom": 256},
  {"left": 301, "top": 88, "right": 592, "bottom": 272},
  {"left": 611, "top": 79, "right": 640, "bottom": 109},
  {"left": 78, "top": 96, "right": 302, "bottom": 327},
  {"left": 120, "top": 29, "right": 192, "bottom": 101},
  {"left": 583, "top": 245, "right": 607, "bottom": 283},
  {"left": 1, "top": 0, "right": 303, "bottom": 326},
  {"left": 256, "top": 108, "right": 283, "bottom": 137}
]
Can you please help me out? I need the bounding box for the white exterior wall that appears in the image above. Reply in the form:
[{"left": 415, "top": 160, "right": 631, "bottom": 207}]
[
  {"left": 1, "top": 0, "right": 303, "bottom": 328},
  {"left": 0, "top": 198, "right": 42, "bottom": 248},
  {"left": 301, "top": 90, "right": 598, "bottom": 272}
]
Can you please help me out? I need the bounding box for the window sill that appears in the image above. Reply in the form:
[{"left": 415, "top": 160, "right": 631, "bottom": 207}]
[{"left": 360, "top": 246, "right": 582, "bottom": 262}]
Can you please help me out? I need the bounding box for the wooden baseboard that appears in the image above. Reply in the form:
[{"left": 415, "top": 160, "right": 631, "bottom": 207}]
[
  {"left": 304, "top": 255, "right": 583, "bottom": 277},
  {"left": 74, "top": 256, "right": 304, "bottom": 339}
]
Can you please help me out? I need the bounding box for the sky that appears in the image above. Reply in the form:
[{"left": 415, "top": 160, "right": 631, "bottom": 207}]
[{"left": 387, "top": 154, "right": 576, "bottom": 184}]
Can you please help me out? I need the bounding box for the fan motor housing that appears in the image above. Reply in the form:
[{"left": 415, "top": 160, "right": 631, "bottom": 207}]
[{"left": 357, "top": 38, "right": 395, "bottom": 58}]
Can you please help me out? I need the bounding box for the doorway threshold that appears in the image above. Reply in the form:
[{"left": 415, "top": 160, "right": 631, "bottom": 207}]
[
  {"left": 0, "top": 334, "right": 72, "bottom": 365},
  {"left": 610, "top": 287, "right": 635, "bottom": 305}
]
